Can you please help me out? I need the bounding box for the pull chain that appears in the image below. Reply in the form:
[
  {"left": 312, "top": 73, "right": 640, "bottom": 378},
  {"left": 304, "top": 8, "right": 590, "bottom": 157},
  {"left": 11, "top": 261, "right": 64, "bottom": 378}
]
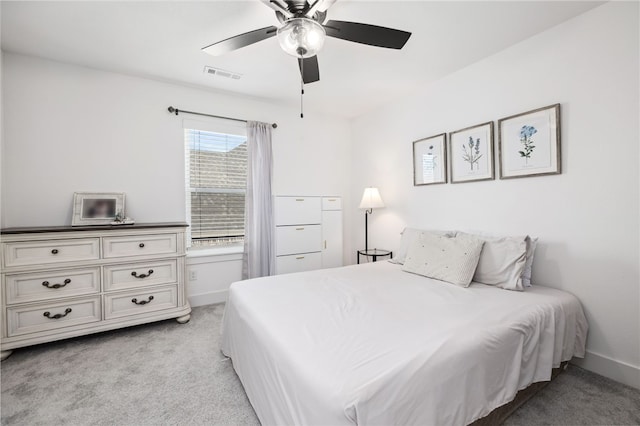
[{"left": 300, "top": 56, "right": 304, "bottom": 119}]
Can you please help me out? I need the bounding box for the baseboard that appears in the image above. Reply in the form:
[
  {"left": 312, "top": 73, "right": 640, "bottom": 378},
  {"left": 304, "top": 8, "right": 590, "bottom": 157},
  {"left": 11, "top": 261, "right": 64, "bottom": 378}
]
[
  {"left": 571, "top": 350, "right": 640, "bottom": 389},
  {"left": 188, "top": 290, "right": 228, "bottom": 307}
]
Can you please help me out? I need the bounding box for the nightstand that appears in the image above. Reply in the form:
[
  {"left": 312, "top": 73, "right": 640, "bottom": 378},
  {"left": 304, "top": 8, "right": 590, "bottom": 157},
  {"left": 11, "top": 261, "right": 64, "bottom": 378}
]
[{"left": 357, "top": 249, "right": 393, "bottom": 264}]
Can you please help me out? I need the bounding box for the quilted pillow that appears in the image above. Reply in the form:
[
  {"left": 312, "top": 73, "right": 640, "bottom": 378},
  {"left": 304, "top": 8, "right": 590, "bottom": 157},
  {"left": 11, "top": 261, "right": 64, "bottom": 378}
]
[
  {"left": 392, "top": 228, "right": 457, "bottom": 265},
  {"left": 402, "top": 232, "right": 484, "bottom": 287},
  {"left": 464, "top": 232, "right": 528, "bottom": 291}
]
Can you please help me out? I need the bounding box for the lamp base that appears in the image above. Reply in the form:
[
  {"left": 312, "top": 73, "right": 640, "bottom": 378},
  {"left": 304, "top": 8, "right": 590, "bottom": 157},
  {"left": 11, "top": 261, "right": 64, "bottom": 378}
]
[{"left": 364, "top": 209, "right": 372, "bottom": 252}]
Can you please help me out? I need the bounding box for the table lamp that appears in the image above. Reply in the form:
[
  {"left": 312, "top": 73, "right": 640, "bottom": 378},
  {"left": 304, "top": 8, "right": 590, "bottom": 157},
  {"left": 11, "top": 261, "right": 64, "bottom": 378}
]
[{"left": 359, "top": 187, "right": 385, "bottom": 251}]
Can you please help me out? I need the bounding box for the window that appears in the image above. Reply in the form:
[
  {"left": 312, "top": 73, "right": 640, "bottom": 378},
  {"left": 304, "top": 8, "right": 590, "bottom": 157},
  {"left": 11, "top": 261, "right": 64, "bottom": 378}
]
[{"left": 184, "top": 127, "right": 247, "bottom": 247}]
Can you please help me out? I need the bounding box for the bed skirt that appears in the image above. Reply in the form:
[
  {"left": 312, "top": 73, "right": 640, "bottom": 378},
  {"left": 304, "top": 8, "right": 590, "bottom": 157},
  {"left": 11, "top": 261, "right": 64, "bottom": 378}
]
[{"left": 471, "top": 361, "right": 569, "bottom": 426}]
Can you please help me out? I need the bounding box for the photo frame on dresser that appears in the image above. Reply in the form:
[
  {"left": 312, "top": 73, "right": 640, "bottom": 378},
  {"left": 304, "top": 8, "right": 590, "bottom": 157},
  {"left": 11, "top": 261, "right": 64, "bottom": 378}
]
[
  {"left": 72, "top": 192, "right": 125, "bottom": 226},
  {"left": 448, "top": 121, "right": 495, "bottom": 183},
  {"left": 498, "top": 103, "right": 561, "bottom": 179},
  {"left": 413, "top": 133, "right": 447, "bottom": 186}
]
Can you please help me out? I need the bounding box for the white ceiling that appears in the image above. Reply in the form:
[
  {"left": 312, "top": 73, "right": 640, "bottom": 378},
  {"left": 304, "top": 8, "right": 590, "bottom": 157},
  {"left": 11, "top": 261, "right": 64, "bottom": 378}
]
[{"left": 1, "top": 1, "right": 602, "bottom": 118}]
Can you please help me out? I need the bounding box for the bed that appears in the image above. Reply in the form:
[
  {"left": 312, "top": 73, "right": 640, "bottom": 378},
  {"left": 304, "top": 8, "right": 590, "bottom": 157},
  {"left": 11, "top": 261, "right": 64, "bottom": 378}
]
[{"left": 221, "top": 261, "right": 588, "bottom": 425}]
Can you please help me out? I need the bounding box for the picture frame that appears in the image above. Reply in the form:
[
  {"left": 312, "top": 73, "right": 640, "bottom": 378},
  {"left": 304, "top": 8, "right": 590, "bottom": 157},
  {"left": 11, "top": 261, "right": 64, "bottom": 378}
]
[
  {"left": 498, "top": 104, "right": 561, "bottom": 179},
  {"left": 413, "top": 133, "right": 447, "bottom": 186},
  {"left": 448, "top": 121, "right": 494, "bottom": 183},
  {"left": 72, "top": 192, "right": 125, "bottom": 226}
]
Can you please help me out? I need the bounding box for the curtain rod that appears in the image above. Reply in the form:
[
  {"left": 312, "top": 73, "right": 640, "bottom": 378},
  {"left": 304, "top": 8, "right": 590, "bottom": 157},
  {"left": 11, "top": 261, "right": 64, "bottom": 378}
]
[{"left": 167, "top": 106, "right": 277, "bottom": 129}]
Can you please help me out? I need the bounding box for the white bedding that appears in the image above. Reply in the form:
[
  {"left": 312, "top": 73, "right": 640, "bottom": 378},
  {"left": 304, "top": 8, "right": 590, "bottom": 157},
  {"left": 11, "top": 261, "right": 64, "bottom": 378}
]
[{"left": 221, "top": 261, "right": 588, "bottom": 426}]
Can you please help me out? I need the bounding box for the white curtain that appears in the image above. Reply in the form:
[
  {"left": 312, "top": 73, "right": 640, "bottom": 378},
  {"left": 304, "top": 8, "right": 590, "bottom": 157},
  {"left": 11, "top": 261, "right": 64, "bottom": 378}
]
[{"left": 243, "top": 121, "right": 275, "bottom": 279}]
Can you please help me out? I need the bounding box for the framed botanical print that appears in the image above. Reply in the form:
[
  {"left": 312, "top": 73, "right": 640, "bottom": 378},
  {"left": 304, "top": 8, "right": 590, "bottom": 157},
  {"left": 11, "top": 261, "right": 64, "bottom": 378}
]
[
  {"left": 498, "top": 104, "right": 561, "bottom": 179},
  {"left": 413, "top": 133, "right": 447, "bottom": 186},
  {"left": 448, "top": 121, "right": 494, "bottom": 183}
]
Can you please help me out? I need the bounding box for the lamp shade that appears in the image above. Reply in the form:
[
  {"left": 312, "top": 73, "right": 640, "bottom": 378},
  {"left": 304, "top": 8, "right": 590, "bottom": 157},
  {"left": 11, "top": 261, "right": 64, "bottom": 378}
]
[{"left": 359, "top": 187, "right": 385, "bottom": 210}]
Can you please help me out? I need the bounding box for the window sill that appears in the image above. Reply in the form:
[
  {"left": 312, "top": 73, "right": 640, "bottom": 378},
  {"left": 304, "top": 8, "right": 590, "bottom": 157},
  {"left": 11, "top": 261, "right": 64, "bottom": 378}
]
[{"left": 187, "top": 245, "right": 244, "bottom": 258}]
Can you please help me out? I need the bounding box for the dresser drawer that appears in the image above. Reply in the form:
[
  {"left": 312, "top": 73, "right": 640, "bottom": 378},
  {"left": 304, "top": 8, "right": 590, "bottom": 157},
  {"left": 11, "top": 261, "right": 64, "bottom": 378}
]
[
  {"left": 5, "top": 268, "right": 100, "bottom": 305},
  {"left": 275, "top": 196, "right": 322, "bottom": 225},
  {"left": 3, "top": 238, "right": 100, "bottom": 268},
  {"left": 102, "top": 234, "right": 178, "bottom": 258},
  {"left": 276, "top": 252, "right": 322, "bottom": 275},
  {"left": 276, "top": 225, "right": 322, "bottom": 256},
  {"left": 7, "top": 296, "right": 101, "bottom": 337},
  {"left": 322, "top": 197, "right": 342, "bottom": 211},
  {"left": 104, "top": 259, "right": 178, "bottom": 291},
  {"left": 104, "top": 285, "right": 178, "bottom": 320}
]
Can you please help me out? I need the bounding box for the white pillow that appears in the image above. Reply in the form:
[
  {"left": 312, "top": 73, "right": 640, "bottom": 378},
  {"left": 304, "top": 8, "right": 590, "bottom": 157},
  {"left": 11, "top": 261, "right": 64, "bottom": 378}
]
[
  {"left": 464, "top": 232, "right": 528, "bottom": 291},
  {"left": 522, "top": 236, "right": 538, "bottom": 287},
  {"left": 392, "top": 227, "right": 456, "bottom": 265},
  {"left": 402, "top": 232, "right": 484, "bottom": 287}
]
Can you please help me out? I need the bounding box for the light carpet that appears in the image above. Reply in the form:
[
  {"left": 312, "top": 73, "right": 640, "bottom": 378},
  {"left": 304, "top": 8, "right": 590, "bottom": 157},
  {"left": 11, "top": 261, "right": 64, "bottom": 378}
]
[{"left": 2, "top": 304, "right": 639, "bottom": 425}]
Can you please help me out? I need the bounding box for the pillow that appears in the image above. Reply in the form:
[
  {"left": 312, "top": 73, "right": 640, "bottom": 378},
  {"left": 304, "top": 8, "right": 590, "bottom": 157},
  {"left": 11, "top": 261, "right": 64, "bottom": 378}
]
[
  {"left": 522, "top": 236, "right": 538, "bottom": 287},
  {"left": 392, "top": 227, "right": 456, "bottom": 265},
  {"left": 402, "top": 232, "right": 484, "bottom": 287},
  {"left": 458, "top": 230, "right": 539, "bottom": 288},
  {"left": 465, "top": 232, "right": 528, "bottom": 291}
]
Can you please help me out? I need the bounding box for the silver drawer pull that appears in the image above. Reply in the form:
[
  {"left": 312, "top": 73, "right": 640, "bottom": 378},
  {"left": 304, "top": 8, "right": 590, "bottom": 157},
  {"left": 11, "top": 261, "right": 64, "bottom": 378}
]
[
  {"left": 295, "top": 198, "right": 304, "bottom": 201},
  {"left": 295, "top": 227, "right": 305, "bottom": 231},
  {"left": 43, "top": 308, "right": 72, "bottom": 319},
  {"left": 131, "top": 269, "right": 154, "bottom": 279},
  {"left": 132, "top": 296, "right": 154, "bottom": 305},
  {"left": 327, "top": 199, "right": 336, "bottom": 201},
  {"left": 42, "top": 279, "right": 71, "bottom": 289},
  {"left": 296, "top": 256, "right": 305, "bottom": 260}
]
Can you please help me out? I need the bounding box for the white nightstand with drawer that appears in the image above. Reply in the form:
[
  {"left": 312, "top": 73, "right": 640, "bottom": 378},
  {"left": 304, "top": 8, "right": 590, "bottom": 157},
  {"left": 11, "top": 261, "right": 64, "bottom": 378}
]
[{"left": 0, "top": 223, "right": 191, "bottom": 361}]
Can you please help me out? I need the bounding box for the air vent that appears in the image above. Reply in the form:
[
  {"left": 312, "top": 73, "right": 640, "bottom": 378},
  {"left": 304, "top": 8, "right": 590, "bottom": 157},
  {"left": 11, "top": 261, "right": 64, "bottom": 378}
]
[{"left": 204, "top": 66, "right": 242, "bottom": 80}]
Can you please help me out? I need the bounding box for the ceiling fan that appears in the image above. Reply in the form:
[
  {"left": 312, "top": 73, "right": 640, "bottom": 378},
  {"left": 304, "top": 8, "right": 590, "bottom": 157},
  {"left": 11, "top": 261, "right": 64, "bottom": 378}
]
[{"left": 202, "top": 0, "right": 412, "bottom": 85}]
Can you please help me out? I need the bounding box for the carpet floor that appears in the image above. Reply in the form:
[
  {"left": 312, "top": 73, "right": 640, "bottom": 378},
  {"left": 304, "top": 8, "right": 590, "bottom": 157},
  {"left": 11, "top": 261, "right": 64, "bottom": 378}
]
[{"left": 1, "top": 304, "right": 639, "bottom": 426}]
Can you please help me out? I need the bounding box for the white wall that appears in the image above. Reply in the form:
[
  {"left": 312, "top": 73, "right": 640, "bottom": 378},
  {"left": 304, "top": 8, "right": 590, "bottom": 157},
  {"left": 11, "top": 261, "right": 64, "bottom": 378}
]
[
  {"left": 1, "top": 52, "right": 353, "bottom": 303},
  {"left": 350, "top": 2, "right": 639, "bottom": 388},
  {"left": 1, "top": 52, "right": 352, "bottom": 226},
  {"left": 187, "top": 250, "right": 243, "bottom": 306}
]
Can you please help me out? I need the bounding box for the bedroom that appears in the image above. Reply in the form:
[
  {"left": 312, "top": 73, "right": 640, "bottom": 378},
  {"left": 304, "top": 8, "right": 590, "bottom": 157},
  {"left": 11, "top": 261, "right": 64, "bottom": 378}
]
[{"left": 0, "top": 0, "right": 638, "bottom": 425}]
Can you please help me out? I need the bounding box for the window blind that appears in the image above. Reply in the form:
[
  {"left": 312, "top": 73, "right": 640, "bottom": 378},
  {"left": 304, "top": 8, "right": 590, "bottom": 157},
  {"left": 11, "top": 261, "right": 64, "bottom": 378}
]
[{"left": 184, "top": 128, "right": 247, "bottom": 246}]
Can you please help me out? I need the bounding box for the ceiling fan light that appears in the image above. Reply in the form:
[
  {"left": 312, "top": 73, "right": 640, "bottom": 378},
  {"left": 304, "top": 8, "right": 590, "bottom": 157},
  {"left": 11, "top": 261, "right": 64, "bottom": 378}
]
[{"left": 277, "top": 18, "right": 326, "bottom": 58}]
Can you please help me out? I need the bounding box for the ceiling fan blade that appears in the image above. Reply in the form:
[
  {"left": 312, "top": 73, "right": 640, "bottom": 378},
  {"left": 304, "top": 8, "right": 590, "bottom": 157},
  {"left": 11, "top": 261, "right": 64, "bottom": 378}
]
[
  {"left": 305, "top": 0, "right": 337, "bottom": 17},
  {"left": 202, "top": 26, "right": 278, "bottom": 56},
  {"left": 316, "top": 0, "right": 337, "bottom": 12},
  {"left": 298, "top": 55, "right": 320, "bottom": 84},
  {"left": 259, "top": 0, "right": 293, "bottom": 18},
  {"left": 324, "top": 20, "right": 411, "bottom": 49}
]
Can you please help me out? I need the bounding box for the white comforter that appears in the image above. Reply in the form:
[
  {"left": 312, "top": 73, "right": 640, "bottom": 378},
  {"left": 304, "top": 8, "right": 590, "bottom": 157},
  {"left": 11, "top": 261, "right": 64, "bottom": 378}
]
[{"left": 221, "top": 261, "right": 588, "bottom": 426}]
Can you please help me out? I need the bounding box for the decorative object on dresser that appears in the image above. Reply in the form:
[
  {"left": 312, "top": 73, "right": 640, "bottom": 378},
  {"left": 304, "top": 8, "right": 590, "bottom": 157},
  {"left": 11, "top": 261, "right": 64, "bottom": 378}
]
[
  {"left": 498, "top": 103, "right": 561, "bottom": 179},
  {"left": 413, "top": 133, "right": 447, "bottom": 186},
  {"left": 274, "top": 196, "right": 343, "bottom": 275},
  {"left": 448, "top": 121, "right": 495, "bottom": 183},
  {"left": 358, "top": 187, "right": 385, "bottom": 251},
  {"left": 112, "top": 211, "right": 135, "bottom": 226},
  {"left": 0, "top": 223, "right": 191, "bottom": 361},
  {"left": 72, "top": 192, "right": 126, "bottom": 226}
]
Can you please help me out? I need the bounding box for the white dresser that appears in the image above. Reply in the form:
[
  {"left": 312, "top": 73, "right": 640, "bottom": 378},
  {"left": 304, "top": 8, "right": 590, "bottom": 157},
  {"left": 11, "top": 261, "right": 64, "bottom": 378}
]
[
  {"left": 275, "top": 196, "right": 343, "bottom": 274},
  {"left": 0, "top": 223, "right": 191, "bottom": 360}
]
